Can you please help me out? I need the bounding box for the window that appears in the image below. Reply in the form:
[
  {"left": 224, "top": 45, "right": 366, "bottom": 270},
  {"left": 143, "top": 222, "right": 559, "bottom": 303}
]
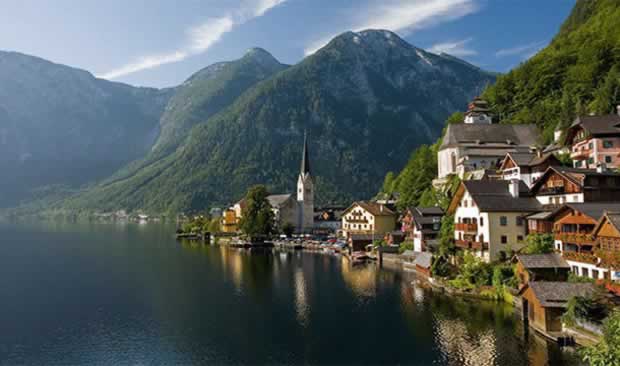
[
  {"left": 572, "top": 266, "right": 578, "bottom": 274},
  {"left": 480, "top": 217, "right": 484, "bottom": 226},
  {"left": 588, "top": 157, "right": 594, "bottom": 165},
  {"left": 464, "top": 200, "right": 468, "bottom": 208},
  {"left": 501, "top": 235, "right": 507, "bottom": 244},
  {"left": 517, "top": 235, "right": 524, "bottom": 242},
  {"left": 516, "top": 217, "right": 523, "bottom": 226},
  {"left": 573, "top": 195, "right": 579, "bottom": 202},
  {"left": 604, "top": 140, "right": 613, "bottom": 148},
  {"left": 605, "top": 156, "right": 613, "bottom": 163},
  {"left": 581, "top": 267, "right": 588, "bottom": 277},
  {"left": 592, "top": 269, "right": 599, "bottom": 279},
  {"left": 588, "top": 142, "right": 593, "bottom": 150},
  {"left": 575, "top": 160, "right": 582, "bottom": 167},
  {"left": 500, "top": 216, "right": 508, "bottom": 226}
]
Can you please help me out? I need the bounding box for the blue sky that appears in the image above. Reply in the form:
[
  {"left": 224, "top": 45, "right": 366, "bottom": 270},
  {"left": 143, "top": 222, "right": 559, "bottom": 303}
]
[{"left": 0, "top": 0, "right": 575, "bottom": 88}]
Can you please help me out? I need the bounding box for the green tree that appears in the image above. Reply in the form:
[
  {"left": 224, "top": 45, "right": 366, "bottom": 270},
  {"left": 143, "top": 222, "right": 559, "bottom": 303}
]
[
  {"left": 208, "top": 217, "right": 221, "bottom": 233},
  {"left": 580, "top": 310, "right": 620, "bottom": 366},
  {"left": 239, "top": 185, "right": 275, "bottom": 237},
  {"left": 281, "top": 222, "right": 295, "bottom": 237},
  {"left": 438, "top": 214, "right": 455, "bottom": 256},
  {"left": 522, "top": 233, "right": 554, "bottom": 254},
  {"left": 446, "top": 111, "right": 464, "bottom": 125},
  {"left": 381, "top": 171, "right": 395, "bottom": 194}
]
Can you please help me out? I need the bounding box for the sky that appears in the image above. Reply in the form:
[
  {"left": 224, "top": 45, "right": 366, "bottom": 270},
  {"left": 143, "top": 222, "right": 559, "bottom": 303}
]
[{"left": 0, "top": 0, "right": 575, "bottom": 88}]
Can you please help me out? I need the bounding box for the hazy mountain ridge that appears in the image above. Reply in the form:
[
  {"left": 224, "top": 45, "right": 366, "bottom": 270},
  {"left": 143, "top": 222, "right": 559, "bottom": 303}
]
[{"left": 61, "top": 30, "right": 495, "bottom": 214}]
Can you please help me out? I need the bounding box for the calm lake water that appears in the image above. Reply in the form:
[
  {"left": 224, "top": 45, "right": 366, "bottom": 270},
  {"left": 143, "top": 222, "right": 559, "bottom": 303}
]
[{"left": 0, "top": 220, "right": 584, "bottom": 365}]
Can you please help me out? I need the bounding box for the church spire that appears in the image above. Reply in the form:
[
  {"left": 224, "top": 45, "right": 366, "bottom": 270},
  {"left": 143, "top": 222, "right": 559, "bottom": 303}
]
[{"left": 300, "top": 131, "right": 311, "bottom": 175}]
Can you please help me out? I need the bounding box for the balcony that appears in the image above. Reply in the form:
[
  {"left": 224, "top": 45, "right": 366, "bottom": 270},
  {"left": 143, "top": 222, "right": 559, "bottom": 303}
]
[
  {"left": 570, "top": 147, "right": 591, "bottom": 161},
  {"left": 598, "top": 237, "right": 620, "bottom": 251},
  {"left": 346, "top": 218, "right": 369, "bottom": 224},
  {"left": 562, "top": 251, "right": 599, "bottom": 265},
  {"left": 538, "top": 186, "right": 567, "bottom": 195},
  {"left": 455, "top": 239, "right": 488, "bottom": 250},
  {"left": 455, "top": 223, "right": 478, "bottom": 233},
  {"left": 554, "top": 232, "right": 595, "bottom": 245}
]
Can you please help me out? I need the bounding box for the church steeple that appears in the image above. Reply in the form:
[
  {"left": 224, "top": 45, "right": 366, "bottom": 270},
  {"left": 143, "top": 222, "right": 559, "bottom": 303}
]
[{"left": 300, "top": 131, "right": 311, "bottom": 175}]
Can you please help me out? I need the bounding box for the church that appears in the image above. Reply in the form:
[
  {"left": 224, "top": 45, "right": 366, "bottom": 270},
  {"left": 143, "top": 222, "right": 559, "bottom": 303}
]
[{"left": 231, "top": 133, "right": 314, "bottom": 233}]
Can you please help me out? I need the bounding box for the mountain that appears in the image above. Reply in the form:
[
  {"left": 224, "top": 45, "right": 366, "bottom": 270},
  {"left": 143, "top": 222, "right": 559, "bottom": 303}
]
[
  {"left": 62, "top": 30, "right": 495, "bottom": 214},
  {"left": 483, "top": 0, "right": 620, "bottom": 143},
  {"left": 0, "top": 51, "right": 173, "bottom": 207}
]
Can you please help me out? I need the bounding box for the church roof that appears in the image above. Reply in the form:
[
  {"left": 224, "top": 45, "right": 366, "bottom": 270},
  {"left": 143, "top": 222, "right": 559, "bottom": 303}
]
[
  {"left": 301, "top": 132, "right": 311, "bottom": 175},
  {"left": 440, "top": 124, "right": 539, "bottom": 150}
]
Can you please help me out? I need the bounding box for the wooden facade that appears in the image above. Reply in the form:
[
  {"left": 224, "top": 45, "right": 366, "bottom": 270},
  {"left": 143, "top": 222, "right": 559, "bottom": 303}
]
[{"left": 521, "top": 286, "right": 564, "bottom": 333}]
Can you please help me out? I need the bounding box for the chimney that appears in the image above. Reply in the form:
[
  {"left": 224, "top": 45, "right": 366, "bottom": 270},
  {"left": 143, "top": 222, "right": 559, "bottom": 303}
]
[
  {"left": 509, "top": 179, "right": 520, "bottom": 198},
  {"left": 380, "top": 204, "right": 384, "bottom": 213},
  {"left": 597, "top": 162, "right": 607, "bottom": 173}
]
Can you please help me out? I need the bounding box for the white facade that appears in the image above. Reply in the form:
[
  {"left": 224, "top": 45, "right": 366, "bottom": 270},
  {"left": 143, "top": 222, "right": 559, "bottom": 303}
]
[
  {"left": 297, "top": 172, "right": 314, "bottom": 233},
  {"left": 534, "top": 193, "right": 584, "bottom": 206}
]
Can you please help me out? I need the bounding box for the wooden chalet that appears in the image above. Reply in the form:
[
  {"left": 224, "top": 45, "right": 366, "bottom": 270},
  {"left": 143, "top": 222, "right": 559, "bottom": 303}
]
[
  {"left": 530, "top": 166, "right": 620, "bottom": 209},
  {"left": 499, "top": 151, "right": 560, "bottom": 188},
  {"left": 592, "top": 211, "right": 620, "bottom": 283}
]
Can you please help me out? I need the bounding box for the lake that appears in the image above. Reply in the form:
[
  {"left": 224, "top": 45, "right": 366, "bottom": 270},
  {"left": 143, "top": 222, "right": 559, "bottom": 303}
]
[{"left": 0, "top": 221, "right": 583, "bottom": 365}]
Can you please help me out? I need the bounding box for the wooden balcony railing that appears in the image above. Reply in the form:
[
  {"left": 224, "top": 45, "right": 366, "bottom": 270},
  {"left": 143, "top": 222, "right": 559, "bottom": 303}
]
[
  {"left": 455, "top": 223, "right": 478, "bottom": 232},
  {"left": 570, "top": 148, "right": 591, "bottom": 160},
  {"left": 554, "top": 232, "right": 595, "bottom": 245},
  {"left": 594, "top": 249, "right": 620, "bottom": 268},
  {"left": 455, "top": 239, "right": 488, "bottom": 250},
  {"left": 562, "top": 251, "right": 599, "bottom": 265},
  {"left": 598, "top": 237, "right": 620, "bottom": 251},
  {"left": 538, "top": 186, "right": 567, "bottom": 195}
]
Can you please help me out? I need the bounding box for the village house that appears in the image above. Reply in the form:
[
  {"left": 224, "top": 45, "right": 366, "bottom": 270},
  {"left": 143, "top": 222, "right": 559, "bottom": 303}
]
[
  {"left": 529, "top": 166, "right": 620, "bottom": 209},
  {"left": 515, "top": 253, "right": 570, "bottom": 287},
  {"left": 565, "top": 107, "right": 620, "bottom": 170},
  {"left": 542, "top": 203, "right": 620, "bottom": 280},
  {"left": 499, "top": 151, "right": 560, "bottom": 188},
  {"left": 220, "top": 208, "right": 239, "bottom": 233},
  {"left": 313, "top": 207, "right": 345, "bottom": 233},
  {"left": 519, "top": 282, "right": 596, "bottom": 334},
  {"left": 436, "top": 97, "right": 539, "bottom": 180},
  {"left": 591, "top": 211, "right": 620, "bottom": 282},
  {"left": 448, "top": 180, "right": 541, "bottom": 262},
  {"left": 341, "top": 201, "right": 396, "bottom": 240},
  {"left": 401, "top": 206, "right": 444, "bottom": 252}
]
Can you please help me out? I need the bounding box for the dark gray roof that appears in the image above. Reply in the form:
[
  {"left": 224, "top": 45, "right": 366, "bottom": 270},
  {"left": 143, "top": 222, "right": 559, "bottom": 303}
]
[
  {"left": 505, "top": 152, "right": 558, "bottom": 167},
  {"left": 526, "top": 211, "right": 554, "bottom": 220},
  {"left": 517, "top": 253, "right": 569, "bottom": 269},
  {"left": 267, "top": 194, "right": 293, "bottom": 207},
  {"left": 401, "top": 250, "right": 416, "bottom": 258},
  {"left": 609, "top": 214, "right": 620, "bottom": 232},
  {"left": 463, "top": 180, "right": 542, "bottom": 212},
  {"left": 410, "top": 206, "right": 444, "bottom": 230},
  {"left": 300, "top": 132, "right": 311, "bottom": 174},
  {"left": 414, "top": 206, "right": 444, "bottom": 215},
  {"left": 440, "top": 123, "right": 539, "bottom": 149},
  {"left": 570, "top": 114, "right": 620, "bottom": 137},
  {"left": 528, "top": 282, "right": 596, "bottom": 308},
  {"left": 415, "top": 252, "right": 433, "bottom": 268},
  {"left": 345, "top": 201, "right": 395, "bottom": 216}
]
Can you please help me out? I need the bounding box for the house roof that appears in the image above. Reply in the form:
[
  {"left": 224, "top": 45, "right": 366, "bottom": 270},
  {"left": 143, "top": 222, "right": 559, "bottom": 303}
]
[
  {"left": 343, "top": 201, "right": 395, "bottom": 217},
  {"left": 501, "top": 151, "right": 559, "bottom": 169},
  {"left": 449, "top": 180, "right": 541, "bottom": 213},
  {"left": 408, "top": 206, "right": 444, "bottom": 230},
  {"left": 526, "top": 282, "right": 596, "bottom": 308},
  {"left": 267, "top": 194, "right": 293, "bottom": 208},
  {"left": 440, "top": 123, "right": 539, "bottom": 150},
  {"left": 415, "top": 252, "right": 433, "bottom": 268},
  {"left": 592, "top": 211, "right": 620, "bottom": 237},
  {"left": 568, "top": 114, "right": 620, "bottom": 138},
  {"left": 349, "top": 234, "right": 375, "bottom": 241},
  {"left": 548, "top": 203, "right": 620, "bottom": 222},
  {"left": 401, "top": 250, "right": 416, "bottom": 258},
  {"left": 526, "top": 211, "right": 554, "bottom": 220},
  {"left": 517, "top": 253, "right": 569, "bottom": 270}
]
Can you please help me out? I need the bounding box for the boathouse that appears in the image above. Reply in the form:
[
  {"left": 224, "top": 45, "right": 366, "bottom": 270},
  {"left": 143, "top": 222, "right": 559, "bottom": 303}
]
[
  {"left": 519, "top": 282, "right": 595, "bottom": 334},
  {"left": 515, "top": 253, "right": 570, "bottom": 287}
]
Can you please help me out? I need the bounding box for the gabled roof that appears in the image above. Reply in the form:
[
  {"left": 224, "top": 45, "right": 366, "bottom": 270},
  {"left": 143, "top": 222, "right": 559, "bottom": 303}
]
[
  {"left": 448, "top": 180, "right": 541, "bottom": 214},
  {"left": 567, "top": 114, "right": 620, "bottom": 140},
  {"left": 592, "top": 211, "right": 620, "bottom": 238},
  {"left": 267, "top": 194, "right": 293, "bottom": 208},
  {"left": 517, "top": 253, "right": 569, "bottom": 270},
  {"left": 500, "top": 151, "right": 560, "bottom": 170},
  {"left": 407, "top": 206, "right": 444, "bottom": 229},
  {"left": 525, "top": 282, "right": 596, "bottom": 308},
  {"left": 440, "top": 123, "right": 539, "bottom": 150},
  {"left": 343, "top": 201, "right": 395, "bottom": 217}
]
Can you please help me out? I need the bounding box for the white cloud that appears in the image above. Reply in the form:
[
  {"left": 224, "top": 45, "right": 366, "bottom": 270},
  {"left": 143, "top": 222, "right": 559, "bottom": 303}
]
[
  {"left": 99, "top": 0, "right": 286, "bottom": 80},
  {"left": 428, "top": 38, "right": 477, "bottom": 57},
  {"left": 495, "top": 41, "right": 545, "bottom": 58},
  {"left": 304, "top": 0, "right": 478, "bottom": 56}
]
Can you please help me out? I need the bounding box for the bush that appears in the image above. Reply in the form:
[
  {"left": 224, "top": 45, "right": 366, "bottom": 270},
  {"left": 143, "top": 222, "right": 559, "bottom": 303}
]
[
  {"left": 399, "top": 241, "right": 414, "bottom": 254},
  {"left": 580, "top": 310, "right": 620, "bottom": 366},
  {"left": 522, "top": 233, "right": 554, "bottom": 254}
]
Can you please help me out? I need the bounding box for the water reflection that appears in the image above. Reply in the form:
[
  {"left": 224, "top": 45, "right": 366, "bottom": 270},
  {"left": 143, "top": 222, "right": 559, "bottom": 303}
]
[{"left": 0, "top": 220, "right": 583, "bottom": 365}]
